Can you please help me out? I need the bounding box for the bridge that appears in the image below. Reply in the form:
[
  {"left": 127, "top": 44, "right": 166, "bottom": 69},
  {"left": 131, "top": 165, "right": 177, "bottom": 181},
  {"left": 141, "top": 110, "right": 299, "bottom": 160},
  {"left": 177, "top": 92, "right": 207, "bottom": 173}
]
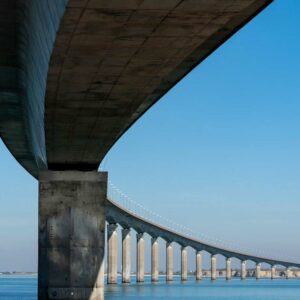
[
  {"left": 0, "top": 0, "right": 288, "bottom": 299},
  {"left": 106, "top": 192, "right": 300, "bottom": 283}
]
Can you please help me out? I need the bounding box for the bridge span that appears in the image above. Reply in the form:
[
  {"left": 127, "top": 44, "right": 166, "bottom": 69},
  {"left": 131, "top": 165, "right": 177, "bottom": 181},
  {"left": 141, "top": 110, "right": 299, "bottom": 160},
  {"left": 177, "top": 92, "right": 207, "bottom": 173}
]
[
  {"left": 0, "top": 1, "right": 276, "bottom": 299},
  {"left": 106, "top": 197, "right": 300, "bottom": 283}
]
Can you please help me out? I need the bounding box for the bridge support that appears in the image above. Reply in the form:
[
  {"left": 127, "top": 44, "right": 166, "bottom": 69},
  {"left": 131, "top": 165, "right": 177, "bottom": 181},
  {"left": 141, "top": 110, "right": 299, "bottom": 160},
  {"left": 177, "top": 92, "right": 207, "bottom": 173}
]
[
  {"left": 122, "top": 229, "right": 131, "bottom": 283},
  {"left": 151, "top": 237, "right": 159, "bottom": 282},
  {"left": 196, "top": 251, "right": 202, "bottom": 280},
  {"left": 181, "top": 247, "right": 188, "bottom": 281},
  {"left": 211, "top": 255, "right": 217, "bottom": 281},
  {"left": 271, "top": 266, "right": 276, "bottom": 279},
  {"left": 286, "top": 267, "right": 292, "bottom": 279},
  {"left": 226, "top": 258, "right": 231, "bottom": 280},
  {"left": 38, "top": 171, "right": 107, "bottom": 300},
  {"left": 136, "top": 233, "right": 145, "bottom": 283},
  {"left": 241, "top": 260, "right": 247, "bottom": 280},
  {"left": 166, "top": 242, "right": 173, "bottom": 281},
  {"left": 256, "top": 263, "right": 261, "bottom": 280},
  {"left": 107, "top": 223, "right": 118, "bottom": 284}
]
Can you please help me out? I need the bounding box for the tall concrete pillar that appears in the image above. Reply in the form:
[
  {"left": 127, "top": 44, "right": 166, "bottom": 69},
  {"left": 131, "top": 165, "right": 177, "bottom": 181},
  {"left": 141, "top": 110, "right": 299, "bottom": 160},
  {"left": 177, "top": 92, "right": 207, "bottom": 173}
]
[
  {"left": 256, "top": 263, "right": 261, "bottom": 280},
  {"left": 38, "top": 171, "right": 107, "bottom": 300},
  {"left": 271, "top": 266, "right": 276, "bottom": 279},
  {"left": 107, "top": 223, "right": 118, "bottom": 284},
  {"left": 122, "top": 228, "right": 131, "bottom": 283},
  {"left": 196, "top": 251, "right": 202, "bottom": 280},
  {"left": 166, "top": 242, "right": 173, "bottom": 281},
  {"left": 211, "top": 255, "right": 217, "bottom": 281},
  {"left": 286, "top": 267, "right": 292, "bottom": 279},
  {"left": 136, "top": 233, "right": 145, "bottom": 283},
  {"left": 226, "top": 258, "right": 231, "bottom": 280},
  {"left": 181, "top": 246, "right": 188, "bottom": 281},
  {"left": 151, "top": 237, "right": 159, "bottom": 282},
  {"left": 241, "top": 260, "right": 247, "bottom": 280}
]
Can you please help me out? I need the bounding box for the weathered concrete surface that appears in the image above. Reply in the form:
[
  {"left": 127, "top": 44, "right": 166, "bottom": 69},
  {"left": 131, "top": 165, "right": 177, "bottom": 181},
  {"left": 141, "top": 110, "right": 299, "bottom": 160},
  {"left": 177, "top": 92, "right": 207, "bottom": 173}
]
[
  {"left": 166, "top": 242, "right": 173, "bottom": 281},
  {"left": 151, "top": 237, "right": 159, "bottom": 282},
  {"left": 38, "top": 171, "right": 107, "bottom": 300},
  {"left": 44, "top": 0, "right": 273, "bottom": 172},
  {"left": 196, "top": 251, "right": 202, "bottom": 280},
  {"left": 136, "top": 233, "right": 145, "bottom": 282},
  {"left": 181, "top": 247, "right": 188, "bottom": 281},
  {"left": 107, "top": 223, "right": 118, "bottom": 284},
  {"left": 0, "top": 0, "right": 68, "bottom": 177},
  {"left": 122, "top": 228, "right": 131, "bottom": 283}
]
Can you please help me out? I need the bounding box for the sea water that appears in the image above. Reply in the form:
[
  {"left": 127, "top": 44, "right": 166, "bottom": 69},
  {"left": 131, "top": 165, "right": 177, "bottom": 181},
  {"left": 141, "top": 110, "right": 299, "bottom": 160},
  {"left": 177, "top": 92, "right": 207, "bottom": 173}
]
[{"left": 1, "top": 275, "right": 300, "bottom": 300}]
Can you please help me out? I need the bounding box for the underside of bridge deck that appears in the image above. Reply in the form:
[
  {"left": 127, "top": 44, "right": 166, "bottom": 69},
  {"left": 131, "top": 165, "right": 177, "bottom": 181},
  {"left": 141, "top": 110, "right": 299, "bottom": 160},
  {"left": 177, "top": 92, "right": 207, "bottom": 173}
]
[{"left": 0, "top": 0, "right": 272, "bottom": 177}]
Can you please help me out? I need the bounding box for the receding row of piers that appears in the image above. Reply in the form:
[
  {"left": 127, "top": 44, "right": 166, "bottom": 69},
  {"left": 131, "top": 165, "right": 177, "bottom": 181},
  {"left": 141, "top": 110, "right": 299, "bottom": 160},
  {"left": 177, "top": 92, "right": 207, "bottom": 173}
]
[{"left": 107, "top": 224, "right": 294, "bottom": 283}]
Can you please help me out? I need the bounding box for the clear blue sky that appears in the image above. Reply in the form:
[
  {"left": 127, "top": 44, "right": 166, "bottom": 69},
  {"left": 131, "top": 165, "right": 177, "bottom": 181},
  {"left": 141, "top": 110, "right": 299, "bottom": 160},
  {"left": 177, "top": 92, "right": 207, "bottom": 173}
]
[{"left": 1, "top": 0, "right": 300, "bottom": 272}]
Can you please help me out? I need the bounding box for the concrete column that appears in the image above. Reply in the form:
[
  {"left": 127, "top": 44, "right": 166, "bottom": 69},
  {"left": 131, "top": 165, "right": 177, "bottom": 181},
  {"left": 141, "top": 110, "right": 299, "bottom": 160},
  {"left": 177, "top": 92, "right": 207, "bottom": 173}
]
[
  {"left": 136, "top": 233, "right": 145, "bottom": 283},
  {"left": 286, "top": 267, "right": 292, "bottom": 279},
  {"left": 226, "top": 258, "right": 231, "bottom": 280},
  {"left": 241, "top": 260, "right": 247, "bottom": 280},
  {"left": 196, "top": 251, "right": 202, "bottom": 280},
  {"left": 122, "top": 228, "right": 131, "bottom": 283},
  {"left": 151, "top": 237, "right": 159, "bottom": 282},
  {"left": 107, "top": 223, "right": 118, "bottom": 284},
  {"left": 38, "top": 171, "right": 107, "bottom": 300},
  {"left": 211, "top": 255, "right": 217, "bottom": 281},
  {"left": 166, "top": 242, "right": 173, "bottom": 281},
  {"left": 271, "top": 266, "right": 276, "bottom": 279},
  {"left": 256, "top": 263, "right": 261, "bottom": 280},
  {"left": 181, "top": 246, "right": 188, "bottom": 281}
]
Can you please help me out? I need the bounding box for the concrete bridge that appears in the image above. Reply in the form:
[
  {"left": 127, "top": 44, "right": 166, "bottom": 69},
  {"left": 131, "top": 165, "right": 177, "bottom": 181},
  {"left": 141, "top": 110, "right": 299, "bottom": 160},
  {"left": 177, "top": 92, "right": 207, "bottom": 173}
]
[
  {"left": 106, "top": 197, "right": 300, "bottom": 283},
  {"left": 0, "top": 1, "right": 278, "bottom": 299}
]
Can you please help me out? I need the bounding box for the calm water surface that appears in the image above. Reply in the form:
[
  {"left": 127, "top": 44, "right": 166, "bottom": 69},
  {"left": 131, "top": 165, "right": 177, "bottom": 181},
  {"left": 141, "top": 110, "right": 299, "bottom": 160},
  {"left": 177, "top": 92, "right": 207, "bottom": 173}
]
[{"left": 1, "top": 275, "right": 299, "bottom": 300}]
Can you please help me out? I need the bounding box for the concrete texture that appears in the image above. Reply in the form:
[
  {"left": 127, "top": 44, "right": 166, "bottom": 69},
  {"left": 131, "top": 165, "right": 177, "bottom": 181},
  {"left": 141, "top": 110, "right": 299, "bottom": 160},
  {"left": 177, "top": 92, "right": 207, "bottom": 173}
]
[
  {"left": 166, "top": 242, "right": 173, "bottom": 281},
  {"left": 0, "top": 0, "right": 68, "bottom": 177},
  {"left": 136, "top": 233, "right": 145, "bottom": 283},
  {"left": 0, "top": 0, "right": 272, "bottom": 176},
  {"left": 151, "top": 237, "right": 159, "bottom": 282},
  {"left": 122, "top": 229, "right": 131, "bottom": 283},
  {"left": 196, "top": 251, "right": 202, "bottom": 280},
  {"left": 38, "top": 171, "right": 107, "bottom": 300},
  {"left": 211, "top": 255, "right": 217, "bottom": 281},
  {"left": 107, "top": 223, "right": 118, "bottom": 284},
  {"left": 226, "top": 258, "right": 232, "bottom": 280},
  {"left": 181, "top": 247, "right": 188, "bottom": 281}
]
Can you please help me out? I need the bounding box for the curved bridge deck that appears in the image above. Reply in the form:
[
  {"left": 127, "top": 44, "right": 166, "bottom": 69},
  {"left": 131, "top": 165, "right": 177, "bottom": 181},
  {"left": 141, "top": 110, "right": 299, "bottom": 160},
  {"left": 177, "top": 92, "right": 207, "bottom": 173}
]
[{"left": 106, "top": 197, "right": 300, "bottom": 269}]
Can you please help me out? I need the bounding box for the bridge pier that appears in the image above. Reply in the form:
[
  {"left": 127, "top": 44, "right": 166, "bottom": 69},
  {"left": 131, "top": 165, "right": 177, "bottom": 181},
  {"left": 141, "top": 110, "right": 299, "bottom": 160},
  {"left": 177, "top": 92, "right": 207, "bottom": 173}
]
[
  {"left": 271, "top": 266, "right": 276, "bottom": 279},
  {"left": 256, "top": 263, "right": 261, "bottom": 280},
  {"left": 196, "top": 251, "right": 202, "bottom": 280},
  {"left": 211, "top": 255, "right": 217, "bottom": 281},
  {"left": 241, "top": 260, "right": 247, "bottom": 280},
  {"left": 226, "top": 258, "right": 231, "bottom": 280},
  {"left": 136, "top": 233, "right": 145, "bottom": 283},
  {"left": 181, "top": 247, "right": 188, "bottom": 281},
  {"left": 286, "top": 267, "right": 292, "bottom": 279},
  {"left": 151, "top": 237, "right": 159, "bottom": 282},
  {"left": 166, "top": 242, "right": 173, "bottom": 281},
  {"left": 38, "top": 171, "right": 106, "bottom": 300},
  {"left": 107, "top": 223, "right": 118, "bottom": 284},
  {"left": 122, "top": 229, "right": 131, "bottom": 283}
]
